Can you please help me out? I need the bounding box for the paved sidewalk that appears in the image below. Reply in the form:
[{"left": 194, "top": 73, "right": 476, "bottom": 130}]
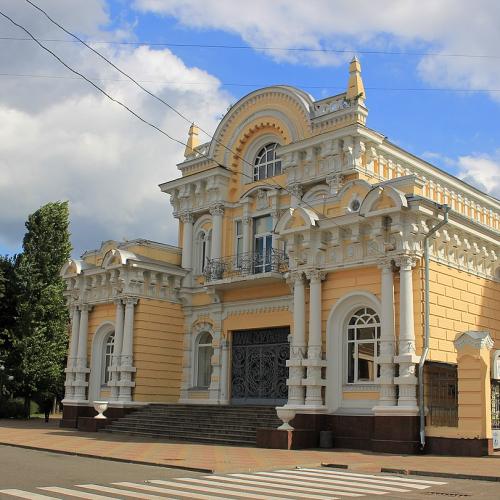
[{"left": 0, "top": 419, "right": 499, "bottom": 479}]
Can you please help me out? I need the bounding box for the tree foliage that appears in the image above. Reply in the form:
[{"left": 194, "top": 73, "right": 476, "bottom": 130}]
[{"left": 10, "top": 201, "right": 72, "bottom": 413}]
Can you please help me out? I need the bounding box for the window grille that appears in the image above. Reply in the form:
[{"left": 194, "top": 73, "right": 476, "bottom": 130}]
[
  {"left": 425, "top": 362, "right": 458, "bottom": 427},
  {"left": 102, "top": 332, "right": 115, "bottom": 386},
  {"left": 253, "top": 143, "right": 281, "bottom": 181},
  {"left": 346, "top": 308, "right": 380, "bottom": 384}
]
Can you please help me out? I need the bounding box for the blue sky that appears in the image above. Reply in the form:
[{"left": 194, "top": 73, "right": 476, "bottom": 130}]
[{"left": 0, "top": 0, "right": 499, "bottom": 256}]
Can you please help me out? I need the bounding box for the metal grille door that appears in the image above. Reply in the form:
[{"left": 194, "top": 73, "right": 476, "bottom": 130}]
[
  {"left": 492, "top": 380, "right": 500, "bottom": 429},
  {"left": 231, "top": 327, "right": 289, "bottom": 405}
]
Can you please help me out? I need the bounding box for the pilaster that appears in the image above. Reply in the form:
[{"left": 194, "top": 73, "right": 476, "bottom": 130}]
[
  {"left": 73, "top": 304, "right": 92, "bottom": 402},
  {"left": 303, "top": 269, "right": 327, "bottom": 408},
  {"left": 210, "top": 204, "right": 224, "bottom": 260},
  {"left": 118, "top": 296, "right": 138, "bottom": 402},
  {"left": 285, "top": 271, "right": 306, "bottom": 407},
  {"left": 394, "top": 255, "right": 419, "bottom": 411},
  {"left": 373, "top": 258, "right": 397, "bottom": 413}
]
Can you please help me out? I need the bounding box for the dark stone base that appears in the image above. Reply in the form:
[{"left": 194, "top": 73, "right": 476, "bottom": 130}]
[
  {"left": 61, "top": 403, "right": 134, "bottom": 431},
  {"left": 77, "top": 417, "right": 110, "bottom": 432},
  {"left": 426, "top": 436, "right": 493, "bottom": 457},
  {"left": 256, "top": 428, "right": 319, "bottom": 449},
  {"left": 257, "top": 413, "right": 420, "bottom": 453}
]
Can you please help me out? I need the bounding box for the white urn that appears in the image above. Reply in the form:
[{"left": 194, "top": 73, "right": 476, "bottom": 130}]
[
  {"left": 93, "top": 401, "right": 109, "bottom": 419},
  {"left": 276, "top": 407, "right": 296, "bottom": 430}
]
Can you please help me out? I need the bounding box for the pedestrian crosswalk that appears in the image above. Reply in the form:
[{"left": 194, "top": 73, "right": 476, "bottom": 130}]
[{"left": 0, "top": 467, "right": 448, "bottom": 499}]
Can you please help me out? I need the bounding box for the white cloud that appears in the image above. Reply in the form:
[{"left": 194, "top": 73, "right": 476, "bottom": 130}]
[
  {"left": 0, "top": 0, "right": 231, "bottom": 255},
  {"left": 457, "top": 152, "right": 500, "bottom": 201},
  {"left": 134, "top": 0, "right": 500, "bottom": 100}
]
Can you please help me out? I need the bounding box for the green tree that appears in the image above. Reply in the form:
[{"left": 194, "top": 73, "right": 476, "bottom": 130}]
[
  {"left": 13, "top": 201, "right": 72, "bottom": 416},
  {"left": 0, "top": 255, "right": 19, "bottom": 399}
]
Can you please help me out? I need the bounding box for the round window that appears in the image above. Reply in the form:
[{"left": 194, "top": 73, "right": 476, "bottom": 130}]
[{"left": 350, "top": 199, "right": 361, "bottom": 212}]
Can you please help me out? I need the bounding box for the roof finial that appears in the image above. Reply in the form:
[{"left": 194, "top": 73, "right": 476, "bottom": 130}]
[
  {"left": 346, "top": 56, "right": 365, "bottom": 103},
  {"left": 184, "top": 123, "right": 199, "bottom": 158}
]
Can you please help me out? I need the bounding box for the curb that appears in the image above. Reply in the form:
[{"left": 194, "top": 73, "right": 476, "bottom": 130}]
[
  {"left": 0, "top": 442, "right": 214, "bottom": 474},
  {"left": 322, "top": 463, "right": 500, "bottom": 483}
]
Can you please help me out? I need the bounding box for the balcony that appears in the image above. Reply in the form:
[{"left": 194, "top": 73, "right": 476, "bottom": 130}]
[{"left": 203, "top": 249, "right": 289, "bottom": 284}]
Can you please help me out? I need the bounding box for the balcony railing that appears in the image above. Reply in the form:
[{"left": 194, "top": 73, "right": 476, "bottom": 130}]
[{"left": 203, "top": 249, "right": 289, "bottom": 282}]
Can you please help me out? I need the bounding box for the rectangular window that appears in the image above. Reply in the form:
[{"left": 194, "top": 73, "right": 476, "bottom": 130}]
[{"left": 235, "top": 220, "right": 243, "bottom": 267}]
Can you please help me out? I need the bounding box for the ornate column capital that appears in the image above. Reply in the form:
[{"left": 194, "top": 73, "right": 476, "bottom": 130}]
[
  {"left": 209, "top": 204, "right": 224, "bottom": 216},
  {"left": 287, "top": 270, "right": 304, "bottom": 286},
  {"left": 179, "top": 211, "right": 193, "bottom": 224},
  {"left": 287, "top": 182, "right": 303, "bottom": 199},
  {"left": 123, "top": 296, "right": 139, "bottom": 307},
  {"left": 395, "top": 254, "right": 418, "bottom": 270},
  {"left": 241, "top": 215, "right": 251, "bottom": 225},
  {"left": 78, "top": 303, "right": 92, "bottom": 313},
  {"left": 306, "top": 269, "right": 326, "bottom": 283},
  {"left": 378, "top": 258, "right": 394, "bottom": 272}
]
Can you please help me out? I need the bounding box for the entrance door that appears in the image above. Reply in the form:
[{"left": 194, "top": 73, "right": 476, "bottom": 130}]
[{"left": 231, "top": 327, "right": 289, "bottom": 405}]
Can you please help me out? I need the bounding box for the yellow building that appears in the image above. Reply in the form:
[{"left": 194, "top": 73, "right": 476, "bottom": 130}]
[{"left": 61, "top": 59, "right": 500, "bottom": 456}]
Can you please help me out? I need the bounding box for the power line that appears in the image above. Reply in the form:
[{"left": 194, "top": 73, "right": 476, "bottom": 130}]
[
  {"left": 24, "top": 0, "right": 324, "bottom": 216},
  {"left": 1, "top": 4, "right": 322, "bottom": 217},
  {"left": 0, "top": 8, "right": 215, "bottom": 164},
  {"left": 1, "top": 71, "right": 499, "bottom": 93},
  {"left": 1, "top": 35, "right": 499, "bottom": 60}
]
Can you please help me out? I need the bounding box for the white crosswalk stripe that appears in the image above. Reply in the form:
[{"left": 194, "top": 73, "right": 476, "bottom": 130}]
[
  {"left": 0, "top": 467, "right": 448, "bottom": 499},
  {"left": 0, "top": 491, "right": 59, "bottom": 500}
]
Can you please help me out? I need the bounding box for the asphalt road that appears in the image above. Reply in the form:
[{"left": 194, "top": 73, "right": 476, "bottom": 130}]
[{"left": 0, "top": 445, "right": 499, "bottom": 499}]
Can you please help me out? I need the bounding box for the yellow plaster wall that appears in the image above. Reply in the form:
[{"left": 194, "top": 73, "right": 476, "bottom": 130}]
[
  {"left": 342, "top": 391, "right": 379, "bottom": 400},
  {"left": 223, "top": 283, "right": 290, "bottom": 302},
  {"left": 126, "top": 245, "right": 181, "bottom": 266},
  {"left": 427, "top": 261, "right": 500, "bottom": 363},
  {"left": 223, "top": 310, "right": 292, "bottom": 337},
  {"left": 455, "top": 346, "right": 493, "bottom": 439},
  {"left": 87, "top": 303, "right": 116, "bottom": 362},
  {"left": 133, "top": 299, "right": 185, "bottom": 403},
  {"left": 321, "top": 267, "right": 381, "bottom": 348}
]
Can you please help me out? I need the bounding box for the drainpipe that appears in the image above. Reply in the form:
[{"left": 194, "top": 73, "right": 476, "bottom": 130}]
[{"left": 419, "top": 204, "right": 450, "bottom": 451}]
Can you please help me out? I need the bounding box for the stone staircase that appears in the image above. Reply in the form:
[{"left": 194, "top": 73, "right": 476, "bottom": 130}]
[{"left": 102, "top": 404, "right": 282, "bottom": 446}]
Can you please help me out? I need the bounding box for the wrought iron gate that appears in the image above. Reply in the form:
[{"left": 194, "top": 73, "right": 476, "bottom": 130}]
[
  {"left": 492, "top": 380, "right": 500, "bottom": 429},
  {"left": 231, "top": 327, "right": 289, "bottom": 405},
  {"left": 492, "top": 380, "right": 500, "bottom": 449}
]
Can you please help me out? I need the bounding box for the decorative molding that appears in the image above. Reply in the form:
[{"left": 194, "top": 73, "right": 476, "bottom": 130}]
[
  {"left": 222, "top": 296, "right": 291, "bottom": 319},
  {"left": 454, "top": 331, "right": 494, "bottom": 351}
]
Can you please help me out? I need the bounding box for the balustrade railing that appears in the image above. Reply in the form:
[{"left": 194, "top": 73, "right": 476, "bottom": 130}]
[{"left": 203, "top": 249, "right": 288, "bottom": 282}]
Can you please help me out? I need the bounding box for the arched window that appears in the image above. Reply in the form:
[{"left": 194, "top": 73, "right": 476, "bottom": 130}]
[
  {"left": 196, "top": 332, "right": 213, "bottom": 388},
  {"left": 346, "top": 308, "right": 380, "bottom": 383},
  {"left": 101, "top": 332, "right": 115, "bottom": 386},
  {"left": 253, "top": 143, "right": 281, "bottom": 181}
]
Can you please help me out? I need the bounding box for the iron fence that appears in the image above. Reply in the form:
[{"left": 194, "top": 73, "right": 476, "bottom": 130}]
[
  {"left": 492, "top": 380, "right": 500, "bottom": 429},
  {"left": 203, "top": 249, "right": 288, "bottom": 282}
]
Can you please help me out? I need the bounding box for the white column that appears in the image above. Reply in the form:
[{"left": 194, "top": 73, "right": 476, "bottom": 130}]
[
  {"left": 304, "top": 269, "right": 327, "bottom": 407},
  {"left": 63, "top": 305, "right": 81, "bottom": 401},
  {"left": 394, "top": 255, "right": 419, "bottom": 408},
  {"left": 210, "top": 204, "right": 224, "bottom": 260},
  {"left": 242, "top": 216, "right": 252, "bottom": 255},
  {"left": 118, "top": 296, "right": 138, "bottom": 402},
  {"left": 181, "top": 212, "right": 194, "bottom": 270},
  {"left": 219, "top": 338, "right": 230, "bottom": 404},
  {"left": 109, "top": 299, "right": 125, "bottom": 401},
  {"left": 208, "top": 331, "right": 222, "bottom": 402},
  {"left": 73, "top": 304, "right": 91, "bottom": 401},
  {"left": 377, "top": 259, "right": 397, "bottom": 407},
  {"left": 286, "top": 271, "right": 306, "bottom": 406}
]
